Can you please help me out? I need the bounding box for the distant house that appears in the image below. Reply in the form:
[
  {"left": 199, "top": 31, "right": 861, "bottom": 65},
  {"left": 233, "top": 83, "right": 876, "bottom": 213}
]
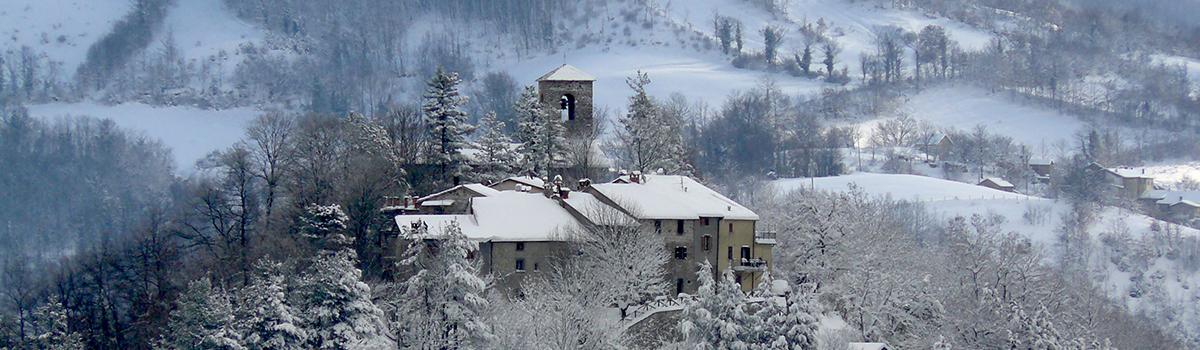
[
  {"left": 919, "top": 132, "right": 953, "bottom": 161},
  {"left": 1029, "top": 158, "right": 1054, "bottom": 183},
  {"left": 1141, "top": 190, "right": 1200, "bottom": 224},
  {"left": 847, "top": 343, "right": 891, "bottom": 350},
  {"left": 488, "top": 176, "right": 546, "bottom": 192},
  {"left": 978, "top": 177, "right": 1016, "bottom": 192},
  {"left": 1090, "top": 163, "right": 1155, "bottom": 199}
]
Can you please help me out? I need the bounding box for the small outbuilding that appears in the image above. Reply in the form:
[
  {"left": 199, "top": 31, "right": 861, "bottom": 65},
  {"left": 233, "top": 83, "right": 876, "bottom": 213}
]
[{"left": 978, "top": 177, "right": 1016, "bottom": 193}]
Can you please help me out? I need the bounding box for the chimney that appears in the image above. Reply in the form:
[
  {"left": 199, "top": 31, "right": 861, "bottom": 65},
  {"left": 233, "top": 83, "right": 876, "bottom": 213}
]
[
  {"left": 559, "top": 188, "right": 571, "bottom": 199},
  {"left": 631, "top": 171, "right": 642, "bottom": 184},
  {"left": 578, "top": 178, "right": 592, "bottom": 191}
]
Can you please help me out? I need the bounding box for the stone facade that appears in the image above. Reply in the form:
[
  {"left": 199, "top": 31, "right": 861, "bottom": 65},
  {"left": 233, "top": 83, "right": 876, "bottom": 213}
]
[
  {"left": 537, "top": 79, "right": 594, "bottom": 137},
  {"left": 480, "top": 240, "right": 568, "bottom": 293}
]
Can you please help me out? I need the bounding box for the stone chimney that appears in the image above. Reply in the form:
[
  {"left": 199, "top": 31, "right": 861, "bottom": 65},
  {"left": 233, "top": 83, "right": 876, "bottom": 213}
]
[
  {"left": 577, "top": 178, "right": 592, "bottom": 191},
  {"left": 630, "top": 171, "right": 642, "bottom": 184}
]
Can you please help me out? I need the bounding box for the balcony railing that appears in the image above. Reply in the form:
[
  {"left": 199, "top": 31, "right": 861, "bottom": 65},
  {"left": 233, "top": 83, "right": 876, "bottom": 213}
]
[
  {"left": 754, "top": 231, "right": 777, "bottom": 244},
  {"left": 733, "top": 257, "right": 768, "bottom": 272}
]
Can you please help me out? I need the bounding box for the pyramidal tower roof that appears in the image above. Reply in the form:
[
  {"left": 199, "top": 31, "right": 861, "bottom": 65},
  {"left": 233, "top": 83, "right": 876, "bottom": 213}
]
[{"left": 537, "top": 64, "right": 596, "bottom": 82}]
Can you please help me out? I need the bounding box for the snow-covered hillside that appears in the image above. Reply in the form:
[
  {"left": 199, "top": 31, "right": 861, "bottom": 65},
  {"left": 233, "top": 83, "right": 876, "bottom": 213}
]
[
  {"left": 488, "top": 0, "right": 995, "bottom": 113},
  {"left": 28, "top": 102, "right": 258, "bottom": 172},
  {"left": 774, "top": 172, "right": 1200, "bottom": 343},
  {"left": 156, "top": 0, "right": 265, "bottom": 79},
  {"left": 501, "top": 46, "right": 826, "bottom": 114},
  {"left": 850, "top": 85, "right": 1090, "bottom": 151},
  {"left": 658, "top": 0, "right": 993, "bottom": 77},
  {"left": 0, "top": 0, "right": 131, "bottom": 72}
]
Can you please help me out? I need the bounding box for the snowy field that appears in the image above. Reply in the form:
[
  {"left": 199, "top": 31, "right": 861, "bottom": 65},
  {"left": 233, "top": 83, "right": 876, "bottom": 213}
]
[
  {"left": 28, "top": 102, "right": 259, "bottom": 172},
  {"left": 773, "top": 172, "right": 1200, "bottom": 334},
  {"left": 1130, "top": 161, "right": 1200, "bottom": 189},
  {"left": 0, "top": 0, "right": 131, "bottom": 72},
  {"left": 850, "top": 85, "right": 1089, "bottom": 151},
  {"left": 501, "top": 46, "right": 827, "bottom": 114}
]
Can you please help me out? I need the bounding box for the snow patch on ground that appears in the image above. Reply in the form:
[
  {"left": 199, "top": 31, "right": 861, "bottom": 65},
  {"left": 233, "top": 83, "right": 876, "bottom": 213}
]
[
  {"left": 28, "top": 102, "right": 259, "bottom": 172},
  {"left": 0, "top": 0, "right": 131, "bottom": 73}
]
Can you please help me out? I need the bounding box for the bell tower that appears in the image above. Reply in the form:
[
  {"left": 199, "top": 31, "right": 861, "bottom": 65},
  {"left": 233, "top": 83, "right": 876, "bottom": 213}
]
[{"left": 536, "top": 64, "right": 595, "bottom": 137}]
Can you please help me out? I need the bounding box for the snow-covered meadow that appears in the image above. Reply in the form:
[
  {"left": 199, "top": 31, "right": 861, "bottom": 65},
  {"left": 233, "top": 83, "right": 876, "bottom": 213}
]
[{"left": 846, "top": 85, "right": 1090, "bottom": 151}]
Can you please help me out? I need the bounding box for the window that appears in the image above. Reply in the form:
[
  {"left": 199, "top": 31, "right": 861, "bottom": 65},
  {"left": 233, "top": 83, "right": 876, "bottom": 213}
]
[
  {"left": 741, "top": 246, "right": 751, "bottom": 260},
  {"left": 701, "top": 235, "right": 712, "bottom": 251},
  {"left": 674, "top": 247, "right": 688, "bottom": 260},
  {"left": 727, "top": 246, "right": 733, "bottom": 260},
  {"left": 533, "top": 263, "right": 540, "bottom": 271},
  {"left": 728, "top": 223, "right": 734, "bottom": 233},
  {"left": 515, "top": 259, "right": 525, "bottom": 271},
  {"left": 676, "top": 220, "right": 685, "bottom": 235},
  {"left": 701, "top": 217, "right": 710, "bottom": 226},
  {"left": 516, "top": 242, "right": 525, "bottom": 251},
  {"left": 735, "top": 274, "right": 742, "bottom": 285},
  {"left": 654, "top": 220, "right": 662, "bottom": 234},
  {"left": 676, "top": 278, "right": 685, "bottom": 294}
]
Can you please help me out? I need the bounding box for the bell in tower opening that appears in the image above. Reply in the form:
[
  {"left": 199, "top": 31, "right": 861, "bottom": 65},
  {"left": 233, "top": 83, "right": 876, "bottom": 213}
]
[{"left": 536, "top": 64, "right": 594, "bottom": 137}]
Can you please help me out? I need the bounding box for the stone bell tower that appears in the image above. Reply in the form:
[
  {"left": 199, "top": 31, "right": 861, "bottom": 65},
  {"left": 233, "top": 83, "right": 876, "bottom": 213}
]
[{"left": 536, "top": 64, "right": 595, "bottom": 137}]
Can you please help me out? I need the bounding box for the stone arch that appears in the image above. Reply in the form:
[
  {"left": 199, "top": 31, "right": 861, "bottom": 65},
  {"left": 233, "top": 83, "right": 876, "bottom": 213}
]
[{"left": 559, "top": 93, "right": 577, "bottom": 121}]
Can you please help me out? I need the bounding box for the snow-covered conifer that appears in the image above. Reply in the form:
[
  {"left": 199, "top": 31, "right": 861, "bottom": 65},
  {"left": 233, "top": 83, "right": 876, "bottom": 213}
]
[
  {"left": 513, "top": 85, "right": 566, "bottom": 176},
  {"left": 237, "top": 260, "right": 306, "bottom": 350},
  {"left": 298, "top": 203, "right": 350, "bottom": 247},
  {"left": 394, "top": 222, "right": 492, "bottom": 349},
  {"left": 30, "top": 296, "right": 83, "bottom": 350},
  {"left": 473, "top": 111, "right": 517, "bottom": 184},
  {"left": 160, "top": 277, "right": 244, "bottom": 350},
  {"left": 680, "top": 261, "right": 757, "bottom": 349},
  {"left": 296, "top": 249, "right": 391, "bottom": 350},
  {"left": 753, "top": 280, "right": 819, "bottom": 350},
  {"left": 423, "top": 67, "right": 474, "bottom": 184}
]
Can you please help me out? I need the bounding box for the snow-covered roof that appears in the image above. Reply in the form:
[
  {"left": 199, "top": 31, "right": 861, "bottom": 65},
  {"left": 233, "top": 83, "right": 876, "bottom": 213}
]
[
  {"left": 417, "top": 183, "right": 501, "bottom": 203},
  {"left": 979, "top": 177, "right": 1014, "bottom": 188},
  {"left": 561, "top": 192, "right": 638, "bottom": 226},
  {"left": 421, "top": 199, "right": 454, "bottom": 207},
  {"left": 1029, "top": 158, "right": 1053, "bottom": 166},
  {"left": 537, "top": 64, "right": 596, "bottom": 82},
  {"left": 847, "top": 343, "right": 890, "bottom": 350},
  {"left": 1108, "top": 167, "right": 1153, "bottom": 179},
  {"left": 1141, "top": 189, "right": 1170, "bottom": 200},
  {"left": 1156, "top": 191, "right": 1200, "bottom": 207},
  {"left": 924, "top": 132, "right": 949, "bottom": 145},
  {"left": 491, "top": 176, "right": 546, "bottom": 190},
  {"left": 397, "top": 191, "right": 582, "bottom": 242},
  {"left": 591, "top": 175, "right": 759, "bottom": 220}
]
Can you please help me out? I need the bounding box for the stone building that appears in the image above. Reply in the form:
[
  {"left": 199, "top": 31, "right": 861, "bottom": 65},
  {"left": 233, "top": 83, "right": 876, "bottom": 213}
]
[
  {"left": 537, "top": 64, "right": 595, "bottom": 137},
  {"left": 395, "top": 174, "right": 773, "bottom": 295}
]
